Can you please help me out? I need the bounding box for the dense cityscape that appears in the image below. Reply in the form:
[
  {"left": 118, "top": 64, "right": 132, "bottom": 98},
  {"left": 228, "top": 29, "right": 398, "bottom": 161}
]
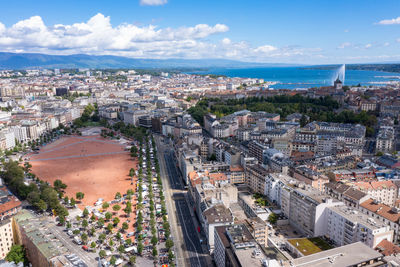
[
  {"left": 0, "top": 67, "right": 398, "bottom": 267},
  {"left": 1, "top": 0, "right": 400, "bottom": 267}
]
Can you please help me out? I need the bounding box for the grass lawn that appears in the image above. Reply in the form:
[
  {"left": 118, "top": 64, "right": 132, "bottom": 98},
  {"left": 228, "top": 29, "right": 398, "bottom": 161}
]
[{"left": 288, "top": 237, "right": 332, "bottom": 256}]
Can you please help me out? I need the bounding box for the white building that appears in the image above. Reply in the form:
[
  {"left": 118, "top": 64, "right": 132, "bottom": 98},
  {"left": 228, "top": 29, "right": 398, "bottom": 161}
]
[
  {"left": 11, "top": 126, "right": 28, "bottom": 143},
  {"left": 326, "top": 205, "right": 393, "bottom": 248}
]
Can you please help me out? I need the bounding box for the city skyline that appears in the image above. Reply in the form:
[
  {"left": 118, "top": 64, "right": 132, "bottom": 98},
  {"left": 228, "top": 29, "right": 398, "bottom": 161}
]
[{"left": 0, "top": 0, "right": 399, "bottom": 64}]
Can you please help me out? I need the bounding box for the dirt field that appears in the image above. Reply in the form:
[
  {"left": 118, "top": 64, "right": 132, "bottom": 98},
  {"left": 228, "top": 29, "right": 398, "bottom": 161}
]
[{"left": 29, "top": 135, "right": 137, "bottom": 211}]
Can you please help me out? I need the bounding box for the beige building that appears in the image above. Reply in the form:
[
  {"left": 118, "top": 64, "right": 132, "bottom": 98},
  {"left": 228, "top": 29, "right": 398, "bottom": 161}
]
[
  {"left": 0, "top": 219, "right": 13, "bottom": 259},
  {"left": 245, "top": 217, "right": 268, "bottom": 247},
  {"left": 354, "top": 181, "right": 398, "bottom": 207}
]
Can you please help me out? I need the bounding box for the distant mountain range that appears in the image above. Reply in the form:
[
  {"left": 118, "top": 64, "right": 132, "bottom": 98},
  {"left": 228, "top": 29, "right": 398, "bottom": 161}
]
[{"left": 0, "top": 52, "right": 298, "bottom": 70}]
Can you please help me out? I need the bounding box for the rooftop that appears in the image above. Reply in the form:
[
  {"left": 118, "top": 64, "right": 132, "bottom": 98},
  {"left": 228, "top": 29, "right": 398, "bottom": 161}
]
[
  {"left": 287, "top": 237, "right": 333, "bottom": 256},
  {"left": 285, "top": 242, "right": 384, "bottom": 267},
  {"left": 329, "top": 205, "right": 388, "bottom": 229}
]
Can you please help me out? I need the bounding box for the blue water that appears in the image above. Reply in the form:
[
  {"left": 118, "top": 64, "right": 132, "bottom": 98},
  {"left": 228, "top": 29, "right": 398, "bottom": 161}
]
[{"left": 190, "top": 67, "right": 400, "bottom": 90}]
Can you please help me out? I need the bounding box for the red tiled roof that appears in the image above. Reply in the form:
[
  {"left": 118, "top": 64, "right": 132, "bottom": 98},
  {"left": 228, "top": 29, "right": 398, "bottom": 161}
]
[
  {"left": 360, "top": 198, "right": 400, "bottom": 223},
  {"left": 375, "top": 239, "right": 400, "bottom": 256}
]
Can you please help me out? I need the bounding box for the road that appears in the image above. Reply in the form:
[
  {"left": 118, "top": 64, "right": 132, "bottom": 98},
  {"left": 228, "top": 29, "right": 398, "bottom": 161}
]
[
  {"left": 156, "top": 135, "right": 211, "bottom": 267},
  {"left": 156, "top": 136, "right": 186, "bottom": 267}
]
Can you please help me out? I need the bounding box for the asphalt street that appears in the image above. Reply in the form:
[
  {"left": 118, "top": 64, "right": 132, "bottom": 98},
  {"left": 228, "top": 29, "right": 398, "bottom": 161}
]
[{"left": 157, "top": 136, "right": 210, "bottom": 267}]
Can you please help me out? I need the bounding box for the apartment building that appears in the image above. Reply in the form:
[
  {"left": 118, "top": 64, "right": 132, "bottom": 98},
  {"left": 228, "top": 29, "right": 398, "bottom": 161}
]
[
  {"left": 326, "top": 205, "right": 393, "bottom": 248},
  {"left": 214, "top": 224, "right": 265, "bottom": 267},
  {"left": 0, "top": 186, "right": 22, "bottom": 260},
  {"left": 228, "top": 165, "right": 245, "bottom": 184},
  {"left": 353, "top": 181, "right": 398, "bottom": 207},
  {"left": 376, "top": 126, "right": 395, "bottom": 153},
  {"left": 244, "top": 217, "right": 268, "bottom": 247},
  {"left": 248, "top": 141, "right": 268, "bottom": 164},
  {"left": 358, "top": 198, "right": 400, "bottom": 243},
  {"left": 324, "top": 182, "right": 370, "bottom": 209},
  {"left": 203, "top": 204, "right": 234, "bottom": 253},
  {"left": 290, "top": 166, "right": 329, "bottom": 191},
  {"left": 245, "top": 164, "right": 269, "bottom": 194}
]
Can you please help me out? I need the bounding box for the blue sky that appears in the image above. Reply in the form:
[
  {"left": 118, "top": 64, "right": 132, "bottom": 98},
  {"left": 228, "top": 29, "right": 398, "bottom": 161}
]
[{"left": 0, "top": 0, "right": 399, "bottom": 64}]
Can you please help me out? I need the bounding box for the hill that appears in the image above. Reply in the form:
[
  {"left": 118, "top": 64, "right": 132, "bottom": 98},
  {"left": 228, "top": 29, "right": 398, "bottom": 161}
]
[{"left": 0, "top": 52, "right": 295, "bottom": 70}]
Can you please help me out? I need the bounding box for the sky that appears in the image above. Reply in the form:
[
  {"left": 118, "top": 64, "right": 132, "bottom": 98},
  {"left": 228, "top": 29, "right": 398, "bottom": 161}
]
[{"left": 0, "top": 0, "right": 399, "bottom": 64}]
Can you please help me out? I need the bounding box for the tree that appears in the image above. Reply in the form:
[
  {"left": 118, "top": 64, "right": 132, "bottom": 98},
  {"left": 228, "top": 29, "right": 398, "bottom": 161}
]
[
  {"left": 122, "top": 222, "right": 129, "bottom": 231},
  {"left": 81, "top": 233, "right": 88, "bottom": 243},
  {"left": 125, "top": 238, "right": 132, "bottom": 246},
  {"left": 83, "top": 208, "right": 89, "bottom": 217},
  {"left": 102, "top": 202, "right": 110, "bottom": 209},
  {"left": 152, "top": 246, "right": 158, "bottom": 258},
  {"left": 112, "top": 204, "right": 121, "bottom": 213},
  {"left": 5, "top": 245, "right": 26, "bottom": 265},
  {"left": 41, "top": 187, "right": 59, "bottom": 210},
  {"left": 105, "top": 212, "right": 112, "bottom": 221},
  {"left": 99, "top": 250, "right": 106, "bottom": 258},
  {"left": 53, "top": 179, "right": 67, "bottom": 191},
  {"left": 58, "top": 216, "right": 65, "bottom": 225},
  {"left": 99, "top": 233, "right": 106, "bottom": 241},
  {"left": 76, "top": 192, "right": 85, "bottom": 201},
  {"left": 35, "top": 199, "right": 47, "bottom": 211},
  {"left": 90, "top": 242, "right": 96, "bottom": 249},
  {"left": 166, "top": 238, "right": 174, "bottom": 250},
  {"left": 63, "top": 196, "right": 69, "bottom": 204},
  {"left": 113, "top": 217, "right": 120, "bottom": 226},
  {"left": 137, "top": 241, "right": 143, "bottom": 255},
  {"left": 376, "top": 151, "right": 384, "bottom": 157},
  {"left": 107, "top": 223, "right": 113, "bottom": 232},
  {"left": 110, "top": 255, "right": 116, "bottom": 266},
  {"left": 118, "top": 245, "right": 125, "bottom": 254},
  {"left": 97, "top": 218, "right": 105, "bottom": 227},
  {"left": 299, "top": 114, "right": 308, "bottom": 127},
  {"left": 82, "top": 219, "right": 88, "bottom": 228},
  {"left": 129, "top": 256, "right": 136, "bottom": 266},
  {"left": 124, "top": 202, "right": 132, "bottom": 217},
  {"left": 268, "top": 212, "right": 278, "bottom": 224},
  {"left": 70, "top": 197, "right": 76, "bottom": 206},
  {"left": 115, "top": 192, "right": 122, "bottom": 199},
  {"left": 151, "top": 236, "right": 158, "bottom": 246}
]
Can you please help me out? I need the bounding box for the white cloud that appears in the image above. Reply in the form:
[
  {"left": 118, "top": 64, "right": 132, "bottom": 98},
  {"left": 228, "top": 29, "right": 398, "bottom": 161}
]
[
  {"left": 377, "top": 16, "right": 400, "bottom": 25},
  {"left": 384, "top": 42, "right": 390, "bottom": 47},
  {"left": 344, "top": 29, "right": 349, "bottom": 33},
  {"left": 140, "top": 0, "right": 167, "bottom": 6},
  {"left": 0, "top": 13, "right": 324, "bottom": 63},
  {"left": 337, "top": 42, "right": 352, "bottom": 49},
  {"left": 365, "top": 43, "right": 372, "bottom": 49}
]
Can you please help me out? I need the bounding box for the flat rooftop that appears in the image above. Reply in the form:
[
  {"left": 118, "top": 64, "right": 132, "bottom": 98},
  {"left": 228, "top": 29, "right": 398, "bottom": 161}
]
[
  {"left": 329, "top": 205, "right": 387, "bottom": 229},
  {"left": 285, "top": 242, "right": 384, "bottom": 267},
  {"left": 287, "top": 237, "right": 332, "bottom": 256}
]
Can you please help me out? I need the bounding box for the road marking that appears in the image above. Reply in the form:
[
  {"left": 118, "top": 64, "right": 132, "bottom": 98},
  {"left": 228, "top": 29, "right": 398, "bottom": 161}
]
[{"left": 176, "top": 200, "right": 201, "bottom": 267}]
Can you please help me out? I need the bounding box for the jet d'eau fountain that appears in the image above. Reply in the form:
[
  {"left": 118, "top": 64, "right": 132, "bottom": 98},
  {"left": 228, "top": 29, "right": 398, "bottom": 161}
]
[{"left": 332, "top": 64, "right": 346, "bottom": 85}]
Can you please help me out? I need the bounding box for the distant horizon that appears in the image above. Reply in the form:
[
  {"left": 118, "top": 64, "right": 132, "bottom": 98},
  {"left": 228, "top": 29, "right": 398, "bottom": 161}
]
[{"left": 1, "top": 51, "right": 400, "bottom": 67}]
